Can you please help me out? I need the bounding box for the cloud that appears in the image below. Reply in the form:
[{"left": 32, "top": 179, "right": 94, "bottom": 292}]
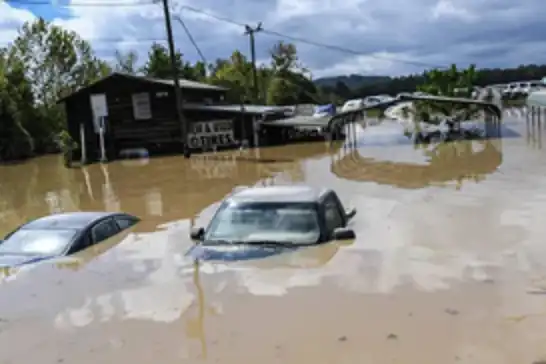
[{"left": 1, "top": 0, "right": 546, "bottom": 77}]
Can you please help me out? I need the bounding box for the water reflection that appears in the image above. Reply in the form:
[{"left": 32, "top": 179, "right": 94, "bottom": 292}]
[
  {"left": 526, "top": 109, "right": 543, "bottom": 149},
  {"left": 0, "top": 226, "right": 136, "bottom": 282},
  {"left": 188, "top": 240, "right": 354, "bottom": 297},
  {"left": 186, "top": 260, "right": 207, "bottom": 359},
  {"left": 4, "top": 119, "right": 546, "bottom": 363},
  {"left": 331, "top": 120, "right": 503, "bottom": 189},
  {"left": 0, "top": 143, "right": 338, "bottom": 236}
]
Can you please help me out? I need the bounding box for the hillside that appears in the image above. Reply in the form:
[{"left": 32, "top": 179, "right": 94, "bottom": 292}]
[{"left": 314, "top": 74, "right": 391, "bottom": 89}]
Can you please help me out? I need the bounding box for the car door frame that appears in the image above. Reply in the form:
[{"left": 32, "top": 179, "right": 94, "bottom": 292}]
[
  {"left": 88, "top": 216, "right": 121, "bottom": 247},
  {"left": 317, "top": 191, "right": 348, "bottom": 240},
  {"left": 112, "top": 214, "right": 140, "bottom": 230}
]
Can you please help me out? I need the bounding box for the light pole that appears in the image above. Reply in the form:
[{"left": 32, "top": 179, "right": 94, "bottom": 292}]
[
  {"left": 159, "top": 0, "right": 191, "bottom": 158},
  {"left": 244, "top": 22, "right": 263, "bottom": 103}
]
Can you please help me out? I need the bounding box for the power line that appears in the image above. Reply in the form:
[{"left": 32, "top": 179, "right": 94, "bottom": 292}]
[
  {"left": 260, "top": 30, "right": 446, "bottom": 69},
  {"left": 178, "top": 5, "right": 245, "bottom": 27},
  {"left": 4, "top": 0, "right": 445, "bottom": 69},
  {"left": 244, "top": 23, "right": 263, "bottom": 102},
  {"left": 173, "top": 14, "right": 207, "bottom": 65},
  {"left": 4, "top": 0, "right": 154, "bottom": 6},
  {"left": 177, "top": 6, "right": 446, "bottom": 69}
]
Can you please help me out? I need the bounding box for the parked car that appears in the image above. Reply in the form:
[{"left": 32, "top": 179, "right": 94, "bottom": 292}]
[
  {"left": 341, "top": 98, "right": 365, "bottom": 112},
  {"left": 516, "top": 81, "right": 540, "bottom": 97},
  {"left": 363, "top": 96, "right": 384, "bottom": 107},
  {"left": 187, "top": 185, "right": 356, "bottom": 261},
  {"left": 502, "top": 83, "right": 518, "bottom": 99},
  {"left": 0, "top": 212, "right": 140, "bottom": 268}
]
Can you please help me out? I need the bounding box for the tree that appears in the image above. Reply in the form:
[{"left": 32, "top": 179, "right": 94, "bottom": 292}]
[
  {"left": 114, "top": 50, "right": 139, "bottom": 75},
  {"left": 1, "top": 18, "right": 108, "bottom": 161},
  {"left": 413, "top": 64, "right": 481, "bottom": 125},
  {"left": 266, "top": 41, "right": 312, "bottom": 105},
  {"left": 0, "top": 54, "right": 35, "bottom": 160},
  {"left": 270, "top": 41, "right": 300, "bottom": 74},
  {"left": 142, "top": 43, "right": 183, "bottom": 79},
  {"left": 333, "top": 81, "right": 351, "bottom": 99},
  {"left": 192, "top": 61, "right": 207, "bottom": 81},
  {"left": 10, "top": 18, "right": 110, "bottom": 106},
  {"left": 209, "top": 50, "right": 254, "bottom": 102}
]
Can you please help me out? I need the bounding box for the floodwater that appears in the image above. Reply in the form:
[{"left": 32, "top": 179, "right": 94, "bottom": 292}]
[{"left": 2, "top": 112, "right": 546, "bottom": 364}]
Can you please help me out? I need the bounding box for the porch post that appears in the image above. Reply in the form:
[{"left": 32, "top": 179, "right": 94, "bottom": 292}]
[{"left": 80, "top": 122, "right": 87, "bottom": 165}]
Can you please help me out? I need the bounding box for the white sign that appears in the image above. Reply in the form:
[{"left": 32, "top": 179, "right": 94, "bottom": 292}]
[
  {"left": 90, "top": 94, "right": 108, "bottom": 117},
  {"left": 132, "top": 93, "right": 152, "bottom": 120},
  {"left": 90, "top": 94, "right": 108, "bottom": 133},
  {"left": 187, "top": 119, "right": 237, "bottom": 149}
]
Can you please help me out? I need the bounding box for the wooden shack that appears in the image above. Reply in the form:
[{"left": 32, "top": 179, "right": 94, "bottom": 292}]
[{"left": 58, "top": 73, "right": 288, "bottom": 163}]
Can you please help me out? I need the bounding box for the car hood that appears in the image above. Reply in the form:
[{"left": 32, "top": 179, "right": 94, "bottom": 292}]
[
  {"left": 0, "top": 254, "right": 53, "bottom": 268},
  {"left": 186, "top": 244, "right": 298, "bottom": 262}
]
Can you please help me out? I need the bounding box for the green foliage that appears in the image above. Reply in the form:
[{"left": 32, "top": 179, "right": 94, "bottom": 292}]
[
  {"left": 57, "top": 129, "right": 78, "bottom": 151},
  {"left": 413, "top": 64, "right": 480, "bottom": 122},
  {"left": 140, "top": 43, "right": 202, "bottom": 81},
  {"left": 329, "top": 63, "right": 546, "bottom": 99},
  {"left": 114, "top": 50, "right": 139, "bottom": 74},
  {"left": 1, "top": 17, "right": 109, "bottom": 161},
  {"left": 57, "top": 129, "right": 78, "bottom": 167}
]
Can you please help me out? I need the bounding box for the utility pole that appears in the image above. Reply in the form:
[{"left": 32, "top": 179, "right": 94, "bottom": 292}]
[
  {"left": 244, "top": 23, "right": 263, "bottom": 103},
  {"left": 159, "top": 0, "right": 190, "bottom": 158}
]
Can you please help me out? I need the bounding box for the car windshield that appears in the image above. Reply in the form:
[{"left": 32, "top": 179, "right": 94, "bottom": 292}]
[
  {"left": 0, "top": 229, "right": 77, "bottom": 256},
  {"left": 204, "top": 202, "right": 320, "bottom": 245}
]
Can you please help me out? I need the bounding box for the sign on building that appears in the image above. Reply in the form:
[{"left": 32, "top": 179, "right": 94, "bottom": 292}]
[
  {"left": 90, "top": 94, "right": 108, "bottom": 134},
  {"left": 187, "top": 119, "right": 237, "bottom": 149},
  {"left": 132, "top": 93, "right": 152, "bottom": 120}
]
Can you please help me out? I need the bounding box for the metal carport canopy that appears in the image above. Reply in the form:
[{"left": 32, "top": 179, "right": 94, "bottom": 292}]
[{"left": 527, "top": 90, "right": 546, "bottom": 108}]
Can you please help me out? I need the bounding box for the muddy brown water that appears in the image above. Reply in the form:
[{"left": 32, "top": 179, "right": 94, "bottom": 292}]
[{"left": 2, "top": 116, "right": 546, "bottom": 363}]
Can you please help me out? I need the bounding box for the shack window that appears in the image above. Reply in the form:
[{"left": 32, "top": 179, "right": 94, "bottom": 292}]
[{"left": 132, "top": 93, "right": 152, "bottom": 120}]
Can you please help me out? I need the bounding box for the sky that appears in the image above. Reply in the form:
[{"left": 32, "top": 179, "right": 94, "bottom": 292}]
[{"left": 1, "top": 0, "right": 546, "bottom": 78}]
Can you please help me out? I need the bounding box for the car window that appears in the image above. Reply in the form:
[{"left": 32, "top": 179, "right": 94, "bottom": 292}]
[
  {"left": 205, "top": 202, "right": 320, "bottom": 244},
  {"left": 323, "top": 195, "right": 344, "bottom": 233},
  {"left": 115, "top": 216, "right": 137, "bottom": 230},
  {"left": 0, "top": 229, "right": 77, "bottom": 256},
  {"left": 91, "top": 218, "right": 119, "bottom": 243},
  {"left": 69, "top": 232, "right": 92, "bottom": 254}
]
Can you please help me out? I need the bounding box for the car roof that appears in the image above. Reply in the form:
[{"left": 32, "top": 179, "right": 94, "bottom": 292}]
[
  {"left": 21, "top": 212, "right": 121, "bottom": 230},
  {"left": 227, "top": 185, "right": 331, "bottom": 204}
]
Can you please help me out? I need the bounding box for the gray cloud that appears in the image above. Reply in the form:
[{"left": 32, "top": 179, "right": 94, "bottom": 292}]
[{"left": 2, "top": 0, "right": 546, "bottom": 76}]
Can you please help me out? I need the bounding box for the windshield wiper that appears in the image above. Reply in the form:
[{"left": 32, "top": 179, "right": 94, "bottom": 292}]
[
  {"left": 201, "top": 239, "right": 300, "bottom": 247},
  {"left": 200, "top": 239, "right": 233, "bottom": 246},
  {"left": 234, "top": 240, "right": 297, "bottom": 248}
]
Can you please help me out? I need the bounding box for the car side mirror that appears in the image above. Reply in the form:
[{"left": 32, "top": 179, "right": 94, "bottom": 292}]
[
  {"left": 345, "top": 208, "right": 356, "bottom": 220},
  {"left": 190, "top": 227, "right": 205, "bottom": 241},
  {"left": 332, "top": 227, "right": 356, "bottom": 240}
]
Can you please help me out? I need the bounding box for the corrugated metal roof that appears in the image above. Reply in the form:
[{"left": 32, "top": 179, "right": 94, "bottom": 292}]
[
  {"left": 261, "top": 115, "right": 330, "bottom": 128},
  {"left": 143, "top": 76, "right": 227, "bottom": 91},
  {"left": 56, "top": 72, "right": 227, "bottom": 103},
  {"left": 184, "top": 103, "right": 291, "bottom": 115}
]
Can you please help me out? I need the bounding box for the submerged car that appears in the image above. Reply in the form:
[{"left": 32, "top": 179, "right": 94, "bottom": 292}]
[
  {"left": 0, "top": 211, "right": 140, "bottom": 268},
  {"left": 187, "top": 185, "right": 357, "bottom": 261}
]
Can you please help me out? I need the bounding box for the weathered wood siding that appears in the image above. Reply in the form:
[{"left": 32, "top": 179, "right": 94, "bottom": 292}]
[{"left": 63, "top": 74, "right": 230, "bottom": 160}]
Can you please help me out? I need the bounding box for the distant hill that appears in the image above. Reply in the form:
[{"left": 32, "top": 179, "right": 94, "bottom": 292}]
[{"left": 314, "top": 74, "right": 392, "bottom": 89}]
